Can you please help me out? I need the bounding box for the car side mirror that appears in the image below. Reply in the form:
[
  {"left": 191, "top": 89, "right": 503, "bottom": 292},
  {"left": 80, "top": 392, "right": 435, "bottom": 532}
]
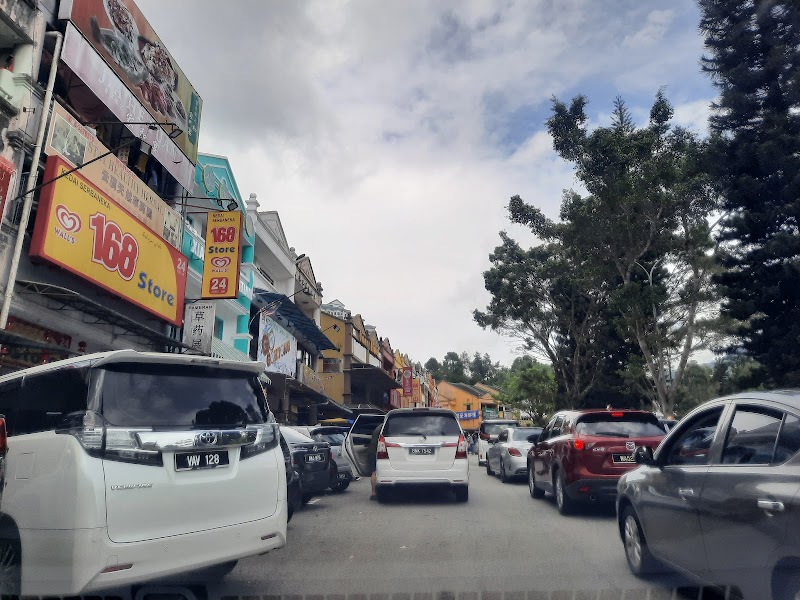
[{"left": 634, "top": 446, "right": 655, "bottom": 466}]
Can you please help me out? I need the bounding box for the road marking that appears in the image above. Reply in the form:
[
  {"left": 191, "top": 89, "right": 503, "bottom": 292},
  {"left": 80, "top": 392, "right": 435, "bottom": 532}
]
[{"left": 308, "top": 498, "right": 321, "bottom": 505}]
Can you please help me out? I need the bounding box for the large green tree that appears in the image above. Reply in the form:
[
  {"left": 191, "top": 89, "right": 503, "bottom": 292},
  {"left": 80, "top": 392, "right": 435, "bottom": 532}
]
[
  {"left": 699, "top": 0, "right": 800, "bottom": 386},
  {"left": 499, "top": 358, "right": 558, "bottom": 425},
  {"left": 505, "top": 92, "right": 719, "bottom": 417}
]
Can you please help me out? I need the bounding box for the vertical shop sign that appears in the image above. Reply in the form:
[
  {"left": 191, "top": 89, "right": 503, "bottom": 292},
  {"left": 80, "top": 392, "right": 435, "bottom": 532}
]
[
  {"left": 182, "top": 302, "right": 215, "bottom": 355},
  {"left": 201, "top": 211, "right": 242, "bottom": 299},
  {"left": 402, "top": 366, "right": 413, "bottom": 396},
  {"left": 0, "top": 157, "right": 15, "bottom": 223}
]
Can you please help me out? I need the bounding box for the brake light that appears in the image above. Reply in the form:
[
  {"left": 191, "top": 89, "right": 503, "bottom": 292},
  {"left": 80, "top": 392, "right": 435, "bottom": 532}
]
[
  {"left": 573, "top": 439, "right": 585, "bottom": 450},
  {"left": 508, "top": 447, "right": 522, "bottom": 457},
  {"left": 455, "top": 434, "right": 467, "bottom": 459},
  {"left": 0, "top": 416, "right": 7, "bottom": 454},
  {"left": 611, "top": 412, "right": 624, "bottom": 417},
  {"left": 479, "top": 432, "right": 490, "bottom": 441},
  {"left": 377, "top": 435, "right": 388, "bottom": 460}
]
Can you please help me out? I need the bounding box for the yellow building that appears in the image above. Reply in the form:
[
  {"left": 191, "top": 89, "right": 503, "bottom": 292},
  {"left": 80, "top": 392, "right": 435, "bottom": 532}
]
[{"left": 436, "top": 381, "right": 499, "bottom": 431}]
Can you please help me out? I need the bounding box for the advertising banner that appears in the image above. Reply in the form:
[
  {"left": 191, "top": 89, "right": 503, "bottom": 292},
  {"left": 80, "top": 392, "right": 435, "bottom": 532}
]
[
  {"left": 411, "top": 379, "right": 421, "bottom": 405},
  {"left": 201, "top": 211, "right": 241, "bottom": 299},
  {"left": 182, "top": 302, "right": 215, "bottom": 355},
  {"left": 0, "top": 317, "right": 73, "bottom": 370},
  {"left": 402, "top": 366, "right": 413, "bottom": 396},
  {"left": 0, "top": 156, "right": 15, "bottom": 223},
  {"left": 60, "top": 0, "right": 202, "bottom": 164},
  {"left": 257, "top": 314, "right": 297, "bottom": 377},
  {"left": 483, "top": 407, "right": 499, "bottom": 420},
  {"left": 30, "top": 157, "right": 189, "bottom": 326},
  {"left": 45, "top": 102, "right": 181, "bottom": 248},
  {"left": 300, "top": 363, "right": 325, "bottom": 395},
  {"left": 60, "top": 24, "right": 195, "bottom": 190},
  {"left": 456, "top": 410, "right": 481, "bottom": 421},
  {"left": 390, "top": 389, "right": 401, "bottom": 409}
]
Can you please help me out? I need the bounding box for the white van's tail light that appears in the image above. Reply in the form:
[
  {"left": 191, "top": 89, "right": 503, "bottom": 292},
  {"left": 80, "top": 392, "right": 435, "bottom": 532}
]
[
  {"left": 240, "top": 423, "right": 279, "bottom": 460},
  {"left": 377, "top": 436, "right": 388, "bottom": 459},
  {"left": 58, "top": 411, "right": 162, "bottom": 466},
  {"left": 455, "top": 434, "right": 468, "bottom": 459}
]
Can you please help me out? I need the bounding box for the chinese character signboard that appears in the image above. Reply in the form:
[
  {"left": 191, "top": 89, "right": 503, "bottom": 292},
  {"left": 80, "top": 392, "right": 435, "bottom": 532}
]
[
  {"left": 201, "top": 212, "right": 241, "bottom": 299},
  {"left": 30, "top": 157, "right": 189, "bottom": 326},
  {"left": 182, "top": 302, "right": 215, "bottom": 355},
  {"left": 0, "top": 317, "right": 72, "bottom": 370},
  {"left": 402, "top": 367, "right": 413, "bottom": 396},
  {"left": 59, "top": 0, "right": 203, "bottom": 164},
  {"left": 456, "top": 410, "right": 481, "bottom": 421},
  {"left": 45, "top": 102, "right": 181, "bottom": 248},
  {"left": 411, "top": 379, "right": 421, "bottom": 405},
  {"left": 257, "top": 315, "right": 297, "bottom": 377}
]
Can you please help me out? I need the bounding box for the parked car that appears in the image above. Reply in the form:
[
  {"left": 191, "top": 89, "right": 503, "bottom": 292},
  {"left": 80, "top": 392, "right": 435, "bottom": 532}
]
[
  {"left": 292, "top": 425, "right": 353, "bottom": 491},
  {"left": 344, "top": 408, "right": 469, "bottom": 502},
  {"left": 0, "top": 351, "right": 287, "bottom": 596},
  {"left": 618, "top": 391, "right": 800, "bottom": 600},
  {"left": 486, "top": 426, "right": 542, "bottom": 482},
  {"left": 280, "top": 427, "right": 333, "bottom": 503},
  {"left": 527, "top": 409, "right": 665, "bottom": 514},
  {"left": 478, "top": 419, "right": 519, "bottom": 465},
  {"left": 280, "top": 434, "right": 302, "bottom": 521}
]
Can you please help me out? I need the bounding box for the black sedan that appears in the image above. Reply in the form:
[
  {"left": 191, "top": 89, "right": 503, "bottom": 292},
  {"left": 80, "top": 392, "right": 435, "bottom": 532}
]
[
  {"left": 279, "top": 434, "right": 302, "bottom": 521},
  {"left": 280, "top": 427, "right": 333, "bottom": 504},
  {"left": 618, "top": 390, "right": 800, "bottom": 600}
]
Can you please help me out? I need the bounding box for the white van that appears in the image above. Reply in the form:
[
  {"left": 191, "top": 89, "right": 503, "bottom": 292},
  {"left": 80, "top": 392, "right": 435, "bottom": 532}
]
[{"left": 0, "top": 350, "right": 287, "bottom": 596}]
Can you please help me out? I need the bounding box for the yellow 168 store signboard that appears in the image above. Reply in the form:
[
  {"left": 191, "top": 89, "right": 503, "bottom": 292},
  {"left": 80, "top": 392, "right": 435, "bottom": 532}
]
[{"left": 30, "top": 157, "right": 189, "bottom": 326}]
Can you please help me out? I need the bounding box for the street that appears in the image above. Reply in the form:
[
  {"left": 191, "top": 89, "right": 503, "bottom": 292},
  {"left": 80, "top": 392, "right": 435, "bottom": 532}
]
[{"left": 175, "top": 456, "right": 693, "bottom": 600}]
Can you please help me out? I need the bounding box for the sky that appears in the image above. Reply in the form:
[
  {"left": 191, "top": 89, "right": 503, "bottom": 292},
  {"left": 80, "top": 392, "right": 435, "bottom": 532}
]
[{"left": 138, "top": 0, "right": 716, "bottom": 368}]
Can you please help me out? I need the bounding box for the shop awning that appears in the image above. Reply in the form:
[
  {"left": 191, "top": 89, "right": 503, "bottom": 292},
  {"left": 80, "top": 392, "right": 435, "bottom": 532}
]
[
  {"left": 348, "top": 404, "right": 387, "bottom": 416},
  {"left": 0, "top": 328, "right": 79, "bottom": 356},
  {"left": 16, "top": 280, "right": 194, "bottom": 352},
  {"left": 210, "top": 337, "right": 254, "bottom": 363},
  {"left": 347, "top": 363, "right": 402, "bottom": 390},
  {"left": 252, "top": 290, "right": 336, "bottom": 353}
]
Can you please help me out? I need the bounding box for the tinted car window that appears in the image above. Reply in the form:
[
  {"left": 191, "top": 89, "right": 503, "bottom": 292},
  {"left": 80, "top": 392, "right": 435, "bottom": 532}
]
[
  {"left": 99, "top": 363, "right": 268, "bottom": 428},
  {"left": 383, "top": 413, "right": 461, "bottom": 437},
  {"left": 775, "top": 414, "right": 800, "bottom": 463},
  {"left": 721, "top": 407, "right": 781, "bottom": 465},
  {"left": 576, "top": 414, "right": 664, "bottom": 438},
  {"left": 665, "top": 408, "right": 723, "bottom": 466},
  {"left": 511, "top": 428, "right": 541, "bottom": 442},
  {"left": 9, "top": 368, "right": 91, "bottom": 435},
  {"left": 314, "top": 431, "right": 345, "bottom": 445},
  {"left": 480, "top": 422, "right": 517, "bottom": 436},
  {"left": 497, "top": 430, "right": 509, "bottom": 442}
]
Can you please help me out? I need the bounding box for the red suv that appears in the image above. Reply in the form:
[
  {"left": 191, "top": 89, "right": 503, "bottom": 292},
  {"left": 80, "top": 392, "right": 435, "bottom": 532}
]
[{"left": 527, "top": 409, "right": 665, "bottom": 514}]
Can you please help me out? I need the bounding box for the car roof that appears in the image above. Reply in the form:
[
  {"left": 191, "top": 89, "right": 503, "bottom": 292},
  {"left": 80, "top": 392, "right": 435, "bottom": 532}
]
[
  {"left": 0, "top": 350, "right": 266, "bottom": 384},
  {"left": 386, "top": 408, "right": 457, "bottom": 417},
  {"left": 716, "top": 389, "right": 800, "bottom": 407},
  {"left": 482, "top": 419, "right": 518, "bottom": 423}
]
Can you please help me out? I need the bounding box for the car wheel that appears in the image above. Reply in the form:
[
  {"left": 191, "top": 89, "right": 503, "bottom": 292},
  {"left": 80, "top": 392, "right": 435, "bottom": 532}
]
[
  {"left": 554, "top": 470, "right": 574, "bottom": 515},
  {"left": 454, "top": 486, "right": 469, "bottom": 502},
  {"left": 376, "top": 487, "right": 390, "bottom": 503},
  {"left": 621, "top": 506, "right": 658, "bottom": 577},
  {"left": 332, "top": 480, "right": 350, "bottom": 492},
  {"left": 486, "top": 457, "right": 494, "bottom": 476},
  {"left": 0, "top": 532, "right": 21, "bottom": 596},
  {"left": 528, "top": 465, "right": 545, "bottom": 499},
  {"left": 500, "top": 460, "right": 508, "bottom": 483}
]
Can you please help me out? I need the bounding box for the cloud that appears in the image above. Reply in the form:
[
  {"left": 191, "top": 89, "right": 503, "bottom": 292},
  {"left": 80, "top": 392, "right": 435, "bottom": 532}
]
[{"left": 137, "top": 0, "right": 715, "bottom": 366}]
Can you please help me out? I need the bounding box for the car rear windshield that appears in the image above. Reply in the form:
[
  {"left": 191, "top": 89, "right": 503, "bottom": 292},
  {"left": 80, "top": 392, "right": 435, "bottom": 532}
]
[
  {"left": 313, "top": 431, "right": 345, "bottom": 445},
  {"left": 98, "top": 363, "right": 268, "bottom": 428},
  {"left": 282, "top": 427, "right": 314, "bottom": 444},
  {"left": 511, "top": 428, "right": 541, "bottom": 441},
  {"left": 481, "top": 421, "right": 518, "bottom": 436},
  {"left": 576, "top": 413, "right": 664, "bottom": 438},
  {"left": 383, "top": 413, "right": 461, "bottom": 437}
]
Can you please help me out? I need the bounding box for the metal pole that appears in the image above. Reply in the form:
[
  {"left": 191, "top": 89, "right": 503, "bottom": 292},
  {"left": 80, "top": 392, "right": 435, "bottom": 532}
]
[{"left": 0, "top": 31, "right": 63, "bottom": 328}]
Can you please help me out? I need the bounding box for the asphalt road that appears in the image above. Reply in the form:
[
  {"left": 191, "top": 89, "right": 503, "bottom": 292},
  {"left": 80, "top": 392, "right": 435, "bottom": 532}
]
[{"left": 156, "top": 455, "right": 704, "bottom": 600}]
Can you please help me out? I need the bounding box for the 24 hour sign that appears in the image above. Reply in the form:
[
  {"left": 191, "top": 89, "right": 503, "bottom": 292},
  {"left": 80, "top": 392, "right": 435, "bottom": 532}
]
[{"left": 201, "top": 211, "right": 242, "bottom": 299}]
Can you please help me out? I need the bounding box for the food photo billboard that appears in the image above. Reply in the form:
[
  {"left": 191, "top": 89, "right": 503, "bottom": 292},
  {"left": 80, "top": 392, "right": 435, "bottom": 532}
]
[
  {"left": 30, "top": 157, "right": 189, "bottom": 326},
  {"left": 60, "top": 0, "right": 202, "bottom": 164}
]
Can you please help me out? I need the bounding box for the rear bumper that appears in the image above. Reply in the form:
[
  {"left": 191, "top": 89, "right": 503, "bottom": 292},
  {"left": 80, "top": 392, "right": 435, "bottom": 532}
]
[
  {"left": 376, "top": 461, "right": 469, "bottom": 487},
  {"left": 565, "top": 478, "right": 619, "bottom": 502},
  {"left": 335, "top": 462, "right": 353, "bottom": 481},
  {"left": 20, "top": 503, "right": 288, "bottom": 596},
  {"left": 301, "top": 468, "right": 332, "bottom": 494},
  {"left": 506, "top": 455, "right": 528, "bottom": 476}
]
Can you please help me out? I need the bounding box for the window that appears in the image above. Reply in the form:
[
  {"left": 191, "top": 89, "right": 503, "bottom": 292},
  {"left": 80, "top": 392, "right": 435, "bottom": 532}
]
[
  {"left": 576, "top": 413, "right": 665, "bottom": 438},
  {"left": 214, "top": 318, "right": 224, "bottom": 340},
  {"left": 775, "top": 415, "right": 800, "bottom": 463},
  {"left": 721, "top": 407, "right": 782, "bottom": 465},
  {"left": 465, "top": 404, "right": 471, "bottom": 411},
  {"left": 497, "top": 430, "right": 509, "bottom": 442},
  {"left": 664, "top": 407, "right": 723, "bottom": 466},
  {"left": 98, "top": 363, "right": 268, "bottom": 428},
  {"left": 512, "top": 428, "right": 541, "bottom": 442},
  {"left": 551, "top": 415, "right": 565, "bottom": 437},
  {"left": 383, "top": 413, "right": 461, "bottom": 437}
]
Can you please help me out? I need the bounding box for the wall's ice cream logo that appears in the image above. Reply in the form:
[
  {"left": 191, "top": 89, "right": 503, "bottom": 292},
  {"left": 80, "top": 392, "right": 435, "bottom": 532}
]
[
  {"left": 54, "top": 204, "right": 81, "bottom": 243},
  {"left": 210, "top": 256, "right": 231, "bottom": 271}
]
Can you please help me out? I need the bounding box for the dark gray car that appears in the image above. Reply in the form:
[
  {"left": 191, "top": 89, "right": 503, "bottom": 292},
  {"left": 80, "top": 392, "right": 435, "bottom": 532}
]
[
  {"left": 617, "top": 390, "right": 800, "bottom": 600},
  {"left": 292, "top": 426, "right": 354, "bottom": 491}
]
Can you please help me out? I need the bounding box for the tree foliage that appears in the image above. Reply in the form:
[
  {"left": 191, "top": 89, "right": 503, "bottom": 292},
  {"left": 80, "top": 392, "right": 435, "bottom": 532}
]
[
  {"left": 699, "top": 0, "right": 800, "bottom": 386},
  {"left": 498, "top": 358, "right": 558, "bottom": 425}
]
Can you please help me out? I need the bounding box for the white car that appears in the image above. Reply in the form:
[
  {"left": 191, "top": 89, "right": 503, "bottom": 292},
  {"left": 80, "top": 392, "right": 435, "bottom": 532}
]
[
  {"left": 477, "top": 419, "right": 519, "bottom": 465},
  {"left": 0, "top": 350, "right": 287, "bottom": 596},
  {"left": 344, "top": 408, "right": 469, "bottom": 502}
]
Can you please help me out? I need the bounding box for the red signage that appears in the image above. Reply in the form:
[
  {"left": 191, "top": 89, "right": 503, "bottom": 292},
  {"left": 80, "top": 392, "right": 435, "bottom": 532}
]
[
  {"left": 0, "top": 156, "right": 15, "bottom": 223},
  {"left": 402, "top": 367, "right": 413, "bottom": 397}
]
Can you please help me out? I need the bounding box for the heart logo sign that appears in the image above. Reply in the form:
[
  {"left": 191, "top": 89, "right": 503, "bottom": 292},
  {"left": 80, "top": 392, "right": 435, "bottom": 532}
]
[
  {"left": 55, "top": 205, "right": 81, "bottom": 233},
  {"left": 210, "top": 256, "right": 231, "bottom": 268}
]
